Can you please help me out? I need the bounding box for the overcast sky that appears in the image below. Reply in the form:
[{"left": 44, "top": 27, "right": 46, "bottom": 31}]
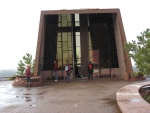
[{"left": 0, "top": 0, "right": 149, "bottom": 70}]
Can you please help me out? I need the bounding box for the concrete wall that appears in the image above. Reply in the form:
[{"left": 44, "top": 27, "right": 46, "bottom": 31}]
[
  {"left": 34, "top": 12, "right": 45, "bottom": 77},
  {"left": 112, "top": 13, "right": 126, "bottom": 77}
]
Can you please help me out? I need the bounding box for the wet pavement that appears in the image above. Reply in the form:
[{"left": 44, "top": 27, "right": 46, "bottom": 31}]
[{"left": 0, "top": 77, "right": 148, "bottom": 113}]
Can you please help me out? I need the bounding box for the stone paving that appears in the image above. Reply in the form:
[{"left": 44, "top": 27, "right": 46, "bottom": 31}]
[
  {"left": 117, "top": 80, "right": 150, "bottom": 113},
  {"left": 0, "top": 77, "right": 149, "bottom": 113}
]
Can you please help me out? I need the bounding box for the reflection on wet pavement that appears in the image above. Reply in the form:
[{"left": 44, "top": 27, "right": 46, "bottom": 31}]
[
  {"left": 0, "top": 81, "right": 46, "bottom": 109},
  {"left": 22, "top": 96, "right": 32, "bottom": 102},
  {"left": 0, "top": 78, "right": 146, "bottom": 113},
  {"left": 131, "top": 98, "right": 141, "bottom": 102},
  {"left": 0, "top": 83, "right": 23, "bottom": 108}
]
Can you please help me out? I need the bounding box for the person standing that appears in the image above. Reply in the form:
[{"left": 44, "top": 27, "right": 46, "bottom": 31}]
[
  {"left": 88, "top": 62, "right": 94, "bottom": 80},
  {"left": 65, "top": 63, "right": 71, "bottom": 82},
  {"left": 53, "top": 60, "right": 58, "bottom": 81},
  {"left": 25, "top": 64, "right": 31, "bottom": 87}
]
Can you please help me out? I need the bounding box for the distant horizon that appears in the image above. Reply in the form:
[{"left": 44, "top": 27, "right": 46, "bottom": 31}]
[
  {"left": 0, "top": 65, "right": 138, "bottom": 71},
  {"left": 0, "top": 69, "right": 17, "bottom": 77},
  {"left": 0, "top": 69, "right": 17, "bottom": 70}
]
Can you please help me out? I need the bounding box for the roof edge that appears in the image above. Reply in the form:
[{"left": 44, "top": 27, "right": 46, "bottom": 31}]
[{"left": 41, "top": 8, "right": 120, "bottom": 15}]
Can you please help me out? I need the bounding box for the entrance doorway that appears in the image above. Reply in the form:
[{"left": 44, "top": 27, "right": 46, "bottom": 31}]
[{"left": 55, "top": 31, "right": 81, "bottom": 79}]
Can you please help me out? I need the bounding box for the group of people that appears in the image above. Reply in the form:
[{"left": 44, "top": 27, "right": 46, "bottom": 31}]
[
  {"left": 53, "top": 61, "right": 94, "bottom": 82},
  {"left": 53, "top": 61, "right": 71, "bottom": 82},
  {"left": 23, "top": 61, "right": 94, "bottom": 87}
]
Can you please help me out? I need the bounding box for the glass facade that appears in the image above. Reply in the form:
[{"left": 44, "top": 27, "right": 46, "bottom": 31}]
[
  {"left": 57, "top": 14, "right": 73, "bottom": 70},
  {"left": 75, "top": 32, "right": 81, "bottom": 65},
  {"left": 43, "top": 13, "right": 119, "bottom": 77}
]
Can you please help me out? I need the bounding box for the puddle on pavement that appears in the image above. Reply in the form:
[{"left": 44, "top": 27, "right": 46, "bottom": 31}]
[
  {"left": 23, "top": 92, "right": 46, "bottom": 96},
  {"left": 36, "top": 92, "right": 44, "bottom": 95},
  {"left": 118, "top": 98, "right": 141, "bottom": 103},
  {"left": 131, "top": 98, "right": 141, "bottom": 102},
  {"left": 0, "top": 82, "right": 39, "bottom": 108},
  {"left": 22, "top": 92, "right": 46, "bottom": 102},
  {"left": 25, "top": 100, "right": 32, "bottom": 102},
  {"left": 29, "top": 104, "right": 37, "bottom": 107},
  {"left": 23, "top": 96, "right": 31, "bottom": 99},
  {"left": 22, "top": 96, "right": 32, "bottom": 102},
  {"left": 23, "top": 93, "right": 32, "bottom": 95},
  {"left": 25, "top": 99, "right": 32, "bottom": 102}
]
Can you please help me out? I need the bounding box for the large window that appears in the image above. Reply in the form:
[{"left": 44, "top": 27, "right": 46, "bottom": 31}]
[
  {"left": 75, "top": 14, "right": 80, "bottom": 26},
  {"left": 43, "top": 13, "right": 118, "bottom": 72},
  {"left": 56, "top": 32, "right": 73, "bottom": 69},
  {"left": 88, "top": 14, "right": 119, "bottom": 68},
  {"left": 75, "top": 32, "right": 81, "bottom": 64}
]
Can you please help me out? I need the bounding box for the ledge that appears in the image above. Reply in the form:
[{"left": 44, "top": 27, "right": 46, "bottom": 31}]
[
  {"left": 12, "top": 76, "right": 42, "bottom": 87},
  {"left": 130, "top": 77, "right": 146, "bottom": 81},
  {"left": 116, "top": 81, "right": 150, "bottom": 113}
]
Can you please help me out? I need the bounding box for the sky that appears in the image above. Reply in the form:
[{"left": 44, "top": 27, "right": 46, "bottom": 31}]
[{"left": 0, "top": 0, "right": 150, "bottom": 70}]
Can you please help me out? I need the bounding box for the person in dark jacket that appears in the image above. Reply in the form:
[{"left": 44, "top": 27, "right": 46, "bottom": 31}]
[{"left": 88, "top": 62, "right": 94, "bottom": 80}]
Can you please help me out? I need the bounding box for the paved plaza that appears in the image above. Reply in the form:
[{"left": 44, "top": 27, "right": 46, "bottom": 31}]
[{"left": 0, "top": 77, "right": 148, "bottom": 113}]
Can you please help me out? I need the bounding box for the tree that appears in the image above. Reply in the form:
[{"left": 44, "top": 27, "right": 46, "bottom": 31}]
[
  {"left": 16, "top": 53, "right": 35, "bottom": 75},
  {"left": 16, "top": 60, "right": 26, "bottom": 75},
  {"left": 125, "top": 28, "right": 150, "bottom": 75}
]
